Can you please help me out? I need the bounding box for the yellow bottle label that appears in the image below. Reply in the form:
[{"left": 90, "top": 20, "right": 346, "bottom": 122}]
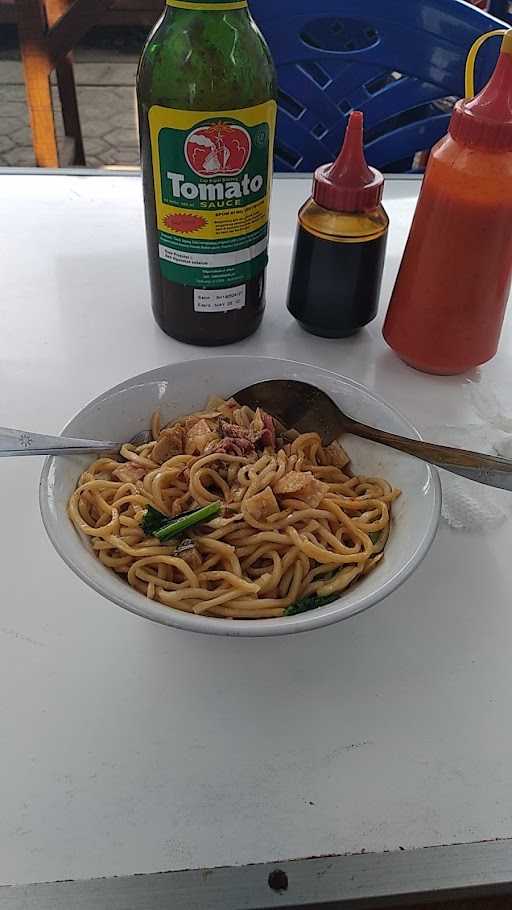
[{"left": 149, "top": 101, "right": 276, "bottom": 289}]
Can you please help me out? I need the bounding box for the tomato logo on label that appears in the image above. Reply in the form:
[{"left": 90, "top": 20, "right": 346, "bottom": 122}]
[{"left": 185, "top": 121, "right": 251, "bottom": 177}]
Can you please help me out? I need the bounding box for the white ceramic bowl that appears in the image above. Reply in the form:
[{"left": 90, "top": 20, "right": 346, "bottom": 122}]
[{"left": 40, "top": 356, "right": 441, "bottom": 637}]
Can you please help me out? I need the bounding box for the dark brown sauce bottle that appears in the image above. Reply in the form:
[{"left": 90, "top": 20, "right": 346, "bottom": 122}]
[
  {"left": 288, "top": 217, "right": 387, "bottom": 338},
  {"left": 287, "top": 111, "right": 388, "bottom": 338}
]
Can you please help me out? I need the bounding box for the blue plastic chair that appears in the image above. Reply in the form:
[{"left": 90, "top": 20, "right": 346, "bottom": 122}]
[
  {"left": 250, "top": 0, "right": 509, "bottom": 171},
  {"left": 489, "top": 1, "right": 512, "bottom": 24}
]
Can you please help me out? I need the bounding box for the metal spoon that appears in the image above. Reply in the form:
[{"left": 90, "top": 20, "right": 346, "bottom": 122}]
[
  {"left": 234, "top": 379, "right": 512, "bottom": 492},
  {"left": 0, "top": 427, "right": 148, "bottom": 457}
]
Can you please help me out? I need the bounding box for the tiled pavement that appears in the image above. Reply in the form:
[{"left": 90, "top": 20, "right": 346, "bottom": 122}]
[{"left": 0, "top": 53, "right": 141, "bottom": 168}]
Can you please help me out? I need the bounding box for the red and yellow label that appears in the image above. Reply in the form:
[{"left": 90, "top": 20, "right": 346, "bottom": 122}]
[{"left": 149, "top": 101, "right": 276, "bottom": 289}]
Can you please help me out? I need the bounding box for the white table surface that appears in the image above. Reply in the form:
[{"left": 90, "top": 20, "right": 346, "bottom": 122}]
[{"left": 2, "top": 171, "right": 512, "bottom": 890}]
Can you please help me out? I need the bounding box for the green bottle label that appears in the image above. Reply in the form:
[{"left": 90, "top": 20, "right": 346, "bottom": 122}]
[{"left": 149, "top": 102, "right": 276, "bottom": 289}]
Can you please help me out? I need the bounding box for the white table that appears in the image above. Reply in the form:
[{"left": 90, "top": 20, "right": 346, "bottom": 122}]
[{"left": 2, "top": 171, "right": 512, "bottom": 909}]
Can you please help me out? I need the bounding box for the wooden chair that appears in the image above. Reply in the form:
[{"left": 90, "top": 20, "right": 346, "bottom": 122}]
[
  {"left": 0, "top": 0, "right": 162, "bottom": 27},
  {"left": 14, "top": 0, "right": 112, "bottom": 166}
]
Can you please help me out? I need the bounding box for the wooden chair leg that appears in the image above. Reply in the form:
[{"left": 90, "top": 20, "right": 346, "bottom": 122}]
[
  {"left": 46, "top": 0, "right": 86, "bottom": 166},
  {"left": 55, "top": 57, "right": 86, "bottom": 164},
  {"left": 16, "top": 0, "right": 59, "bottom": 167}
]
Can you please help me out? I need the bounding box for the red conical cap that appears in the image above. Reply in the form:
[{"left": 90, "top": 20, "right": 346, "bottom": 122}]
[
  {"left": 313, "top": 111, "right": 384, "bottom": 212},
  {"left": 450, "top": 29, "right": 512, "bottom": 150}
]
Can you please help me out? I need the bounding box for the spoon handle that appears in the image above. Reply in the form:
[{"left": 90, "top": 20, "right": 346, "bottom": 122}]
[
  {"left": 0, "top": 427, "right": 118, "bottom": 457},
  {"left": 344, "top": 418, "right": 512, "bottom": 491}
]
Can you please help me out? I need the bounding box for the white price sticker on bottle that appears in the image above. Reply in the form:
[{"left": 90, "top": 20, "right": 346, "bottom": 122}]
[{"left": 194, "top": 285, "right": 246, "bottom": 313}]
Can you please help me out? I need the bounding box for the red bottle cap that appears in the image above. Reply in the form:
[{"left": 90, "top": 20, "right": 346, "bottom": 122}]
[
  {"left": 312, "top": 111, "right": 384, "bottom": 212},
  {"left": 450, "top": 29, "right": 512, "bottom": 150}
]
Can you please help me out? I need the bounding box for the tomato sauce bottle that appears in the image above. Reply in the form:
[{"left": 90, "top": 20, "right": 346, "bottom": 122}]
[
  {"left": 286, "top": 111, "right": 388, "bottom": 337},
  {"left": 137, "top": 0, "right": 277, "bottom": 346},
  {"left": 383, "top": 30, "right": 512, "bottom": 375}
]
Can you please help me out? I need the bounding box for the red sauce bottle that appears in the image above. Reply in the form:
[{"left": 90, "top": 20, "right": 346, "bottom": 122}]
[{"left": 383, "top": 30, "right": 512, "bottom": 375}]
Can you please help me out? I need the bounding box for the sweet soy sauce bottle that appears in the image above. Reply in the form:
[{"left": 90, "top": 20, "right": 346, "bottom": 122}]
[{"left": 287, "top": 111, "right": 388, "bottom": 338}]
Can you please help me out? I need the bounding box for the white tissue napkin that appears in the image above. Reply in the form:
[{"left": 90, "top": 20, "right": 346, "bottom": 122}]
[{"left": 420, "top": 423, "right": 512, "bottom": 532}]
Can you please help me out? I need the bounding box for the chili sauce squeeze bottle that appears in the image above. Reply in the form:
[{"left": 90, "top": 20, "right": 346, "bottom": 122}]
[
  {"left": 383, "top": 30, "right": 512, "bottom": 375},
  {"left": 137, "top": 0, "right": 277, "bottom": 346},
  {"left": 286, "top": 111, "right": 388, "bottom": 338}
]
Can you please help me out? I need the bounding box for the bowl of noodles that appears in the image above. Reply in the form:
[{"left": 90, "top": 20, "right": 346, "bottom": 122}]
[{"left": 39, "top": 356, "right": 441, "bottom": 637}]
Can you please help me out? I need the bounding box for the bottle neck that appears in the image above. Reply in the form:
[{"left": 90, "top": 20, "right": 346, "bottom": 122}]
[{"left": 165, "top": 0, "right": 248, "bottom": 10}]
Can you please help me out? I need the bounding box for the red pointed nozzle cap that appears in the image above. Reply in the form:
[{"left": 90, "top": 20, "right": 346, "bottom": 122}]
[
  {"left": 450, "top": 29, "right": 512, "bottom": 150},
  {"left": 313, "top": 111, "right": 384, "bottom": 212}
]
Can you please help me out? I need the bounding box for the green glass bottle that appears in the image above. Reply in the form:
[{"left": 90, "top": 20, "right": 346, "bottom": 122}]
[{"left": 137, "top": 0, "right": 277, "bottom": 346}]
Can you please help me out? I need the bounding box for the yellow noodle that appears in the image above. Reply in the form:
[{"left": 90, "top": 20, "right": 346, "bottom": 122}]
[{"left": 68, "top": 398, "right": 400, "bottom": 619}]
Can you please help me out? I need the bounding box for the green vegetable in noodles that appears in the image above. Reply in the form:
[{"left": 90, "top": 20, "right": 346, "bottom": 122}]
[
  {"left": 285, "top": 592, "right": 340, "bottom": 616},
  {"left": 141, "top": 502, "right": 221, "bottom": 541}
]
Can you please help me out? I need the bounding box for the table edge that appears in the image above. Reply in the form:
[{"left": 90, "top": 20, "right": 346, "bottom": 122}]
[
  {"left": 0, "top": 167, "right": 423, "bottom": 180},
  {"left": 1, "top": 839, "right": 511, "bottom": 909}
]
